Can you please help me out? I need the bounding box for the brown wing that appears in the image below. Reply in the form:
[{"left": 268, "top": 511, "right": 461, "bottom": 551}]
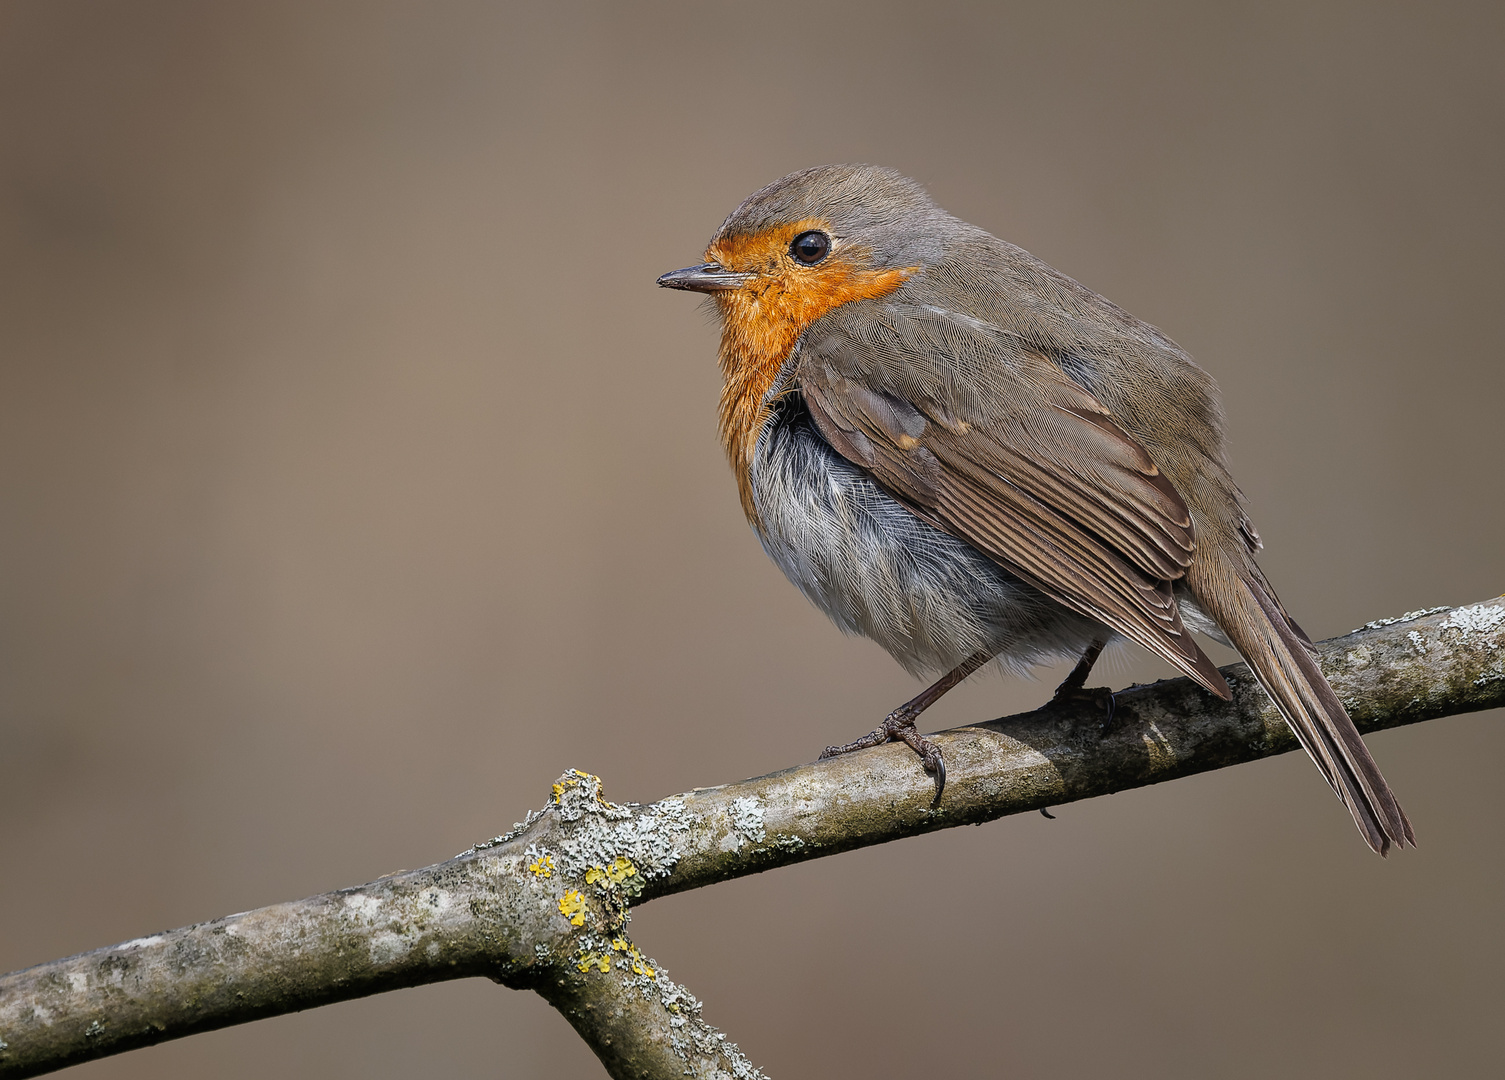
[{"left": 798, "top": 306, "right": 1229, "bottom": 697}]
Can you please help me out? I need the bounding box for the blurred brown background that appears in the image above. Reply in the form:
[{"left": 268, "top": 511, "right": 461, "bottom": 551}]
[{"left": 2, "top": 2, "right": 1502, "bottom": 1077}]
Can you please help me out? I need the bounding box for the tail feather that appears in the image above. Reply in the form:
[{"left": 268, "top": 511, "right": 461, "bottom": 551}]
[{"left": 1192, "top": 562, "right": 1413, "bottom": 855}]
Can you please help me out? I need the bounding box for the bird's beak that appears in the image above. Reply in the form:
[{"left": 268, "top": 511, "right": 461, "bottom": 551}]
[{"left": 656, "top": 263, "right": 754, "bottom": 292}]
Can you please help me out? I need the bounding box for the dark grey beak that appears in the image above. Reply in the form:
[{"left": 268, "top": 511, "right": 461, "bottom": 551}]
[{"left": 656, "top": 263, "right": 754, "bottom": 292}]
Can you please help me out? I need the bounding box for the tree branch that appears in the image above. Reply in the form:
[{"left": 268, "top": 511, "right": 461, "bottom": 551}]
[{"left": 2, "top": 599, "right": 1501, "bottom": 1078}]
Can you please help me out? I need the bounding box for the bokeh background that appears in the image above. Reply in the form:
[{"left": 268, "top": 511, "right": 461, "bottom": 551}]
[{"left": 2, "top": 2, "right": 1502, "bottom": 1077}]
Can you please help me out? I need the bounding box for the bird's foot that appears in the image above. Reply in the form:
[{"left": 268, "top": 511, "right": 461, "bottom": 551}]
[
  {"left": 819, "top": 708, "right": 947, "bottom": 808},
  {"left": 1049, "top": 684, "right": 1121, "bottom": 733}
]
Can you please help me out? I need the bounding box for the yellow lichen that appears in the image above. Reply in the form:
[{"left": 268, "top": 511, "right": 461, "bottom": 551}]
[
  {"left": 557, "top": 890, "right": 586, "bottom": 927},
  {"left": 574, "top": 951, "right": 612, "bottom": 974},
  {"left": 584, "top": 856, "right": 638, "bottom": 889},
  {"left": 550, "top": 769, "right": 611, "bottom": 807},
  {"left": 610, "top": 937, "right": 656, "bottom": 978},
  {"left": 527, "top": 853, "right": 556, "bottom": 878},
  {"left": 569, "top": 938, "right": 656, "bottom": 978}
]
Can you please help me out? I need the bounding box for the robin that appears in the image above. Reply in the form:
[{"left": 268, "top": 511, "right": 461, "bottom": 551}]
[{"left": 657, "top": 164, "right": 1412, "bottom": 854}]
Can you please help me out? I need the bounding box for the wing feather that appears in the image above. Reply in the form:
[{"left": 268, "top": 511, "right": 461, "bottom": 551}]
[{"left": 799, "top": 305, "right": 1229, "bottom": 698}]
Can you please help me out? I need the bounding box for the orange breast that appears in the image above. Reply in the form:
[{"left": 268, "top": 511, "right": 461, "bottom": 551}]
[{"left": 708, "top": 222, "right": 914, "bottom": 523}]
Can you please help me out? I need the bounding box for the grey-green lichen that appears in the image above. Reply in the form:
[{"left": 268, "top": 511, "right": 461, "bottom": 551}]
[
  {"left": 647, "top": 969, "right": 766, "bottom": 1080},
  {"left": 726, "top": 796, "right": 767, "bottom": 849},
  {"left": 547, "top": 771, "right": 692, "bottom": 890},
  {"left": 1358, "top": 606, "right": 1452, "bottom": 631},
  {"left": 559, "top": 931, "right": 767, "bottom": 1079},
  {"left": 1442, "top": 603, "right": 1505, "bottom": 638},
  {"left": 495, "top": 771, "right": 769, "bottom": 1079}
]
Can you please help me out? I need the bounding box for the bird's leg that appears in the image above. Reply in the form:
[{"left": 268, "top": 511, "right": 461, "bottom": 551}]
[
  {"left": 1054, "top": 638, "right": 1106, "bottom": 696},
  {"left": 819, "top": 651, "right": 992, "bottom": 808},
  {"left": 1050, "top": 637, "right": 1117, "bottom": 728}
]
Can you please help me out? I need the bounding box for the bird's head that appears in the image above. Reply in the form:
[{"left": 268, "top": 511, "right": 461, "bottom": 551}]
[
  {"left": 658, "top": 165, "right": 953, "bottom": 367},
  {"left": 657, "top": 165, "right": 961, "bottom": 519}
]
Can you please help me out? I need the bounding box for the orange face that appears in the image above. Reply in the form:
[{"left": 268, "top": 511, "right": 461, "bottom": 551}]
[{"left": 707, "top": 219, "right": 915, "bottom": 522}]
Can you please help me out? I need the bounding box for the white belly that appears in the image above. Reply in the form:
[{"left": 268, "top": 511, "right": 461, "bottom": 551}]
[{"left": 748, "top": 401, "right": 1108, "bottom": 678}]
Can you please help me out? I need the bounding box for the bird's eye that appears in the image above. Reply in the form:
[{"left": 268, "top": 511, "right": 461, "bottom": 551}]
[{"left": 790, "top": 230, "right": 831, "bottom": 265}]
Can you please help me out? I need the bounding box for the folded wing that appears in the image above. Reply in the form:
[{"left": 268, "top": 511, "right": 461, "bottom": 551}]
[{"left": 798, "top": 304, "right": 1229, "bottom": 697}]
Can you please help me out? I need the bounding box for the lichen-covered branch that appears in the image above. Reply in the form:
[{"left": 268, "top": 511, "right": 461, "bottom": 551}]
[
  {"left": 1, "top": 599, "right": 1501, "bottom": 1079},
  {"left": 0, "top": 773, "right": 768, "bottom": 1080}
]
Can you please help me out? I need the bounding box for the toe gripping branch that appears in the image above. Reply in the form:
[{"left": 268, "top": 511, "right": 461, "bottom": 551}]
[
  {"left": 819, "top": 640, "right": 1117, "bottom": 809},
  {"left": 820, "top": 712, "right": 948, "bottom": 807}
]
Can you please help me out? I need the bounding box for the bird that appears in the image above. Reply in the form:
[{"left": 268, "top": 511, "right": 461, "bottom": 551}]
[{"left": 657, "top": 164, "right": 1412, "bottom": 854}]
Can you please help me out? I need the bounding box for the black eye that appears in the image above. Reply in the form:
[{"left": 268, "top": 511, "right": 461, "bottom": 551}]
[{"left": 790, "top": 230, "right": 830, "bottom": 265}]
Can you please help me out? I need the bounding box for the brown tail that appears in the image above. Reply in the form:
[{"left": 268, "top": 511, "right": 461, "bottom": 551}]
[{"left": 1190, "top": 558, "right": 1414, "bottom": 855}]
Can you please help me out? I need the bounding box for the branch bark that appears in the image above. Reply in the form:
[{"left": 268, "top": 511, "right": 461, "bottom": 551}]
[{"left": 2, "top": 598, "right": 1502, "bottom": 1078}]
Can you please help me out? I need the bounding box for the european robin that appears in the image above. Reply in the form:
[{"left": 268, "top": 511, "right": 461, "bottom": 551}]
[{"left": 658, "top": 164, "right": 1411, "bottom": 854}]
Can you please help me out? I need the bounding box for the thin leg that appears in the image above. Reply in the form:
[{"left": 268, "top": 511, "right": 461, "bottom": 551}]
[
  {"left": 819, "top": 651, "right": 992, "bottom": 808},
  {"left": 1051, "top": 637, "right": 1116, "bottom": 727},
  {"left": 1054, "top": 638, "right": 1106, "bottom": 697}
]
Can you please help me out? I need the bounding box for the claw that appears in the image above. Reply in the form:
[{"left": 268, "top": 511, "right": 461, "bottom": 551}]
[
  {"left": 1050, "top": 684, "right": 1121, "bottom": 733},
  {"left": 816, "top": 654, "right": 993, "bottom": 810},
  {"left": 820, "top": 714, "right": 948, "bottom": 808},
  {"left": 929, "top": 752, "right": 946, "bottom": 808}
]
